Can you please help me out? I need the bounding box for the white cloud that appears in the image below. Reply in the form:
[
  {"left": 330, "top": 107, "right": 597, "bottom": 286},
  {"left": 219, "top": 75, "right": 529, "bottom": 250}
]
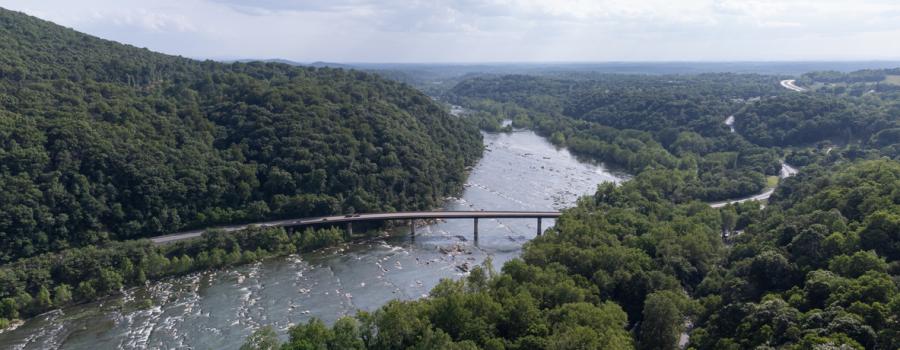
[
  {"left": 1, "top": 0, "right": 899, "bottom": 62},
  {"left": 98, "top": 8, "right": 197, "bottom": 32}
]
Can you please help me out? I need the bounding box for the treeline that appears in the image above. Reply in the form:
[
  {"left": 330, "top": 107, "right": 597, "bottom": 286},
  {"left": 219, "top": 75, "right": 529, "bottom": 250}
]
[
  {"left": 0, "top": 225, "right": 352, "bottom": 328},
  {"left": 247, "top": 159, "right": 900, "bottom": 350},
  {"left": 0, "top": 8, "right": 482, "bottom": 262},
  {"left": 447, "top": 74, "right": 786, "bottom": 202},
  {"left": 733, "top": 94, "right": 897, "bottom": 148},
  {"left": 800, "top": 69, "right": 900, "bottom": 84},
  {"left": 797, "top": 69, "right": 900, "bottom": 96}
]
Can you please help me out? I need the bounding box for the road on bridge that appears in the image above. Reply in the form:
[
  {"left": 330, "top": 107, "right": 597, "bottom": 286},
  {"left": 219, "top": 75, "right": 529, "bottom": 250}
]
[{"left": 150, "top": 211, "right": 562, "bottom": 244}]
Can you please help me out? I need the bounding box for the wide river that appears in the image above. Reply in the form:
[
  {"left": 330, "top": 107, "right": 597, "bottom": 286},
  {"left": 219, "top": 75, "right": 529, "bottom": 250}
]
[{"left": 0, "top": 130, "right": 626, "bottom": 349}]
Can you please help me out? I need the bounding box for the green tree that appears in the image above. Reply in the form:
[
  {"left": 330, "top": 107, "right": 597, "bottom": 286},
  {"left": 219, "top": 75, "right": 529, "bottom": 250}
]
[
  {"left": 286, "top": 318, "right": 333, "bottom": 350},
  {"left": 52, "top": 284, "right": 72, "bottom": 306},
  {"left": 0, "top": 298, "right": 18, "bottom": 319},
  {"left": 639, "top": 292, "right": 684, "bottom": 350},
  {"left": 330, "top": 317, "right": 365, "bottom": 350},
  {"left": 76, "top": 281, "right": 97, "bottom": 300},
  {"left": 828, "top": 251, "right": 888, "bottom": 278},
  {"left": 34, "top": 286, "right": 52, "bottom": 310},
  {"left": 858, "top": 211, "right": 900, "bottom": 260},
  {"left": 240, "top": 326, "right": 280, "bottom": 350}
]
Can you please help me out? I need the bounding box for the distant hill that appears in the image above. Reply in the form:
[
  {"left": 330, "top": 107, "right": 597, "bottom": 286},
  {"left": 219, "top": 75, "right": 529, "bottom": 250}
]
[
  {"left": 308, "top": 61, "right": 355, "bottom": 69},
  {"left": 228, "top": 58, "right": 352, "bottom": 68},
  {"left": 0, "top": 7, "right": 482, "bottom": 262},
  {"left": 229, "top": 58, "right": 307, "bottom": 66}
]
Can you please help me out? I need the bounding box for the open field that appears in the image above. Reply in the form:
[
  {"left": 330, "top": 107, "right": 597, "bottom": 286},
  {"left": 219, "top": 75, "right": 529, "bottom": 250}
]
[
  {"left": 766, "top": 175, "right": 780, "bottom": 188},
  {"left": 884, "top": 75, "right": 900, "bottom": 85}
]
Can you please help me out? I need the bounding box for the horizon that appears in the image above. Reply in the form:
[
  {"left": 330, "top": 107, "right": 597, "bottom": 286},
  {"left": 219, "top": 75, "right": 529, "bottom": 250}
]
[{"left": 223, "top": 59, "right": 900, "bottom": 65}]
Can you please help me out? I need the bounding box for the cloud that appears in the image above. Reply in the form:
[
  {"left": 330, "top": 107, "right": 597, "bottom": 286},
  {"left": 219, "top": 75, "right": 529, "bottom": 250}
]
[
  {"left": 1, "top": 0, "right": 899, "bottom": 62},
  {"left": 7, "top": 1, "right": 200, "bottom": 33},
  {"left": 212, "top": 0, "right": 379, "bottom": 14},
  {"left": 99, "top": 8, "right": 197, "bottom": 32}
]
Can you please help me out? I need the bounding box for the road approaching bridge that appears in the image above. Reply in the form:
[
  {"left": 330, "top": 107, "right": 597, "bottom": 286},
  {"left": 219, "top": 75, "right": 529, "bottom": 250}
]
[{"left": 151, "top": 211, "right": 562, "bottom": 244}]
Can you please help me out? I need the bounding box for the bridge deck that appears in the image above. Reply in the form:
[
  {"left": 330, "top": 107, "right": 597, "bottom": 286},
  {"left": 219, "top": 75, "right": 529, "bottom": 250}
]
[{"left": 151, "top": 211, "right": 561, "bottom": 244}]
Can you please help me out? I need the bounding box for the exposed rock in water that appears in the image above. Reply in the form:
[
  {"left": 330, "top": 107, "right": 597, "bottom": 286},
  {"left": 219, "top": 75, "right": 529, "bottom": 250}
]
[
  {"left": 438, "top": 244, "right": 469, "bottom": 255},
  {"left": 456, "top": 262, "right": 471, "bottom": 273}
]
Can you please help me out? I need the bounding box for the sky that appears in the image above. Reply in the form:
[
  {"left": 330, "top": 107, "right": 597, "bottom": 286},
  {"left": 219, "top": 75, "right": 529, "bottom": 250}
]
[{"left": 2, "top": 0, "right": 900, "bottom": 63}]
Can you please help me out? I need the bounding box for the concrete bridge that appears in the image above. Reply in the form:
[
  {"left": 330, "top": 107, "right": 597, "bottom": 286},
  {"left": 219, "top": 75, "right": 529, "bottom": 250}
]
[{"left": 151, "top": 211, "right": 562, "bottom": 244}]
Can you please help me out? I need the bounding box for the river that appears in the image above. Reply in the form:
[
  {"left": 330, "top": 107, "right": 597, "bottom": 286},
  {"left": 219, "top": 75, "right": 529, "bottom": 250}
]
[{"left": 0, "top": 129, "right": 626, "bottom": 350}]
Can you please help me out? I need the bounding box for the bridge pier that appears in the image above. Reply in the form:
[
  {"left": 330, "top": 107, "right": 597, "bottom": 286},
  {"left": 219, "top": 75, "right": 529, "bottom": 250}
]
[
  {"left": 346, "top": 222, "right": 353, "bottom": 239},
  {"left": 473, "top": 218, "right": 479, "bottom": 241},
  {"left": 410, "top": 220, "right": 416, "bottom": 236},
  {"left": 537, "top": 217, "right": 542, "bottom": 236}
]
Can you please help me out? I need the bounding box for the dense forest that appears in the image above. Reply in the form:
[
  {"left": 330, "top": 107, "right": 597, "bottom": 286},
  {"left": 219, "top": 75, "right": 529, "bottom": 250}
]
[
  {"left": 0, "top": 8, "right": 482, "bottom": 263},
  {"left": 733, "top": 94, "right": 896, "bottom": 147},
  {"left": 738, "top": 69, "right": 900, "bottom": 154},
  {"left": 796, "top": 68, "right": 900, "bottom": 96},
  {"left": 249, "top": 160, "right": 899, "bottom": 350},
  {"left": 690, "top": 160, "right": 900, "bottom": 349},
  {"left": 800, "top": 68, "right": 900, "bottom": 84},
  {"left": 248, "top": 70, "right": 900, "bottom": 349}
]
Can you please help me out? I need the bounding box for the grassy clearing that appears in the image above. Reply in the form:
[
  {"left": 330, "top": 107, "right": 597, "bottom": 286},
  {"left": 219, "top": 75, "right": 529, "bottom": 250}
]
[
  {"left": 884, "top": 75, "right": 900, "bottom": 85},
  {"left": 766, "top": 175, "right": 780, "bottom": 188}
]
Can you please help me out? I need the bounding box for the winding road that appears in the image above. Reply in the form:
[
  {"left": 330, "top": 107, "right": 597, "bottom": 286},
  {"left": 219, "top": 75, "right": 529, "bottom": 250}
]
[
  {"left": 780, "top": 79, "right": 807, "bottom": 92},
  {"left": 714, "top": 84, "right": 803, "bottom": 209},
  {"left": 709, "top": 162, "right": 798, "bottom": 208}
]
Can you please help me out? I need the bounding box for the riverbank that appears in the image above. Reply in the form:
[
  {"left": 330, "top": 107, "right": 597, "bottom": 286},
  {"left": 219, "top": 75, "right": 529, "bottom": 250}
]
[
  {"left": 0, "top": 129, "right": 626, "bottom": 349},
  {"left": 0, "top": 225, "right": 365, "bottom": 332}
]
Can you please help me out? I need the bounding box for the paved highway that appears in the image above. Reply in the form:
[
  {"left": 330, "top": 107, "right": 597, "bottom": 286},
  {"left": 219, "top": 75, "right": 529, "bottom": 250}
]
[
  {"left": 780, "top": 79, "right": 807, "bottom": 92},
  {"left": 150, "top": 211, "right": 561, "bottom": 244}
]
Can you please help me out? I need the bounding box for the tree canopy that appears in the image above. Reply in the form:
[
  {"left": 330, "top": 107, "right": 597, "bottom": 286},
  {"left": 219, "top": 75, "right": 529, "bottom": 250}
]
[
  {"left": 257, "top": 71, "right": 900, "bottom": 349},
  {"left": 0, "top": 8, "right": 482, "bottom": 262}
]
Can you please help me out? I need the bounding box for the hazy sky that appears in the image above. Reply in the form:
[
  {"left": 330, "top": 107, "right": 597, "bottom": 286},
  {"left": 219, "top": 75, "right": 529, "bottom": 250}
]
[{"left": 3, "top": 0, "right": 900, "bottom": 62}]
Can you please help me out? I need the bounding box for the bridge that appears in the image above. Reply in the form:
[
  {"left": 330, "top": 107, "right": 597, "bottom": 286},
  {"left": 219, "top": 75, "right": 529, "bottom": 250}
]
[{"left": 150, "top": 211, "right": 562, "bottom": 244}]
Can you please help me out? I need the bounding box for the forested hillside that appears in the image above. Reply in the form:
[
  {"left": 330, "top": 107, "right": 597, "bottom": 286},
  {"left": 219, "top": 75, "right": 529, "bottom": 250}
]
[
  {"left": 738, "top": 68, "right": 900, "bottom": 153},
  {"left": 733, "top": 94, "right": 896, "bottom": 147},
  {"left": 0, "top": 8, "right": 482, "bottom": 262}
]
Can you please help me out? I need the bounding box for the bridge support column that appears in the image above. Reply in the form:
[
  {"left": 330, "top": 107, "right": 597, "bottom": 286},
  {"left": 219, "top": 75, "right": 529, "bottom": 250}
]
[
  {"left": 537, "top": 217, "right": 542, "bottom": 236},
  {"left": 410, "top": 220, "right": 416, "bottom": 236},
  {"left": 473, "top": 218, "right": 479, "bottom": 241},
  {"left": 346, "top": 222, "right": 353, "bottom": 239}
]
